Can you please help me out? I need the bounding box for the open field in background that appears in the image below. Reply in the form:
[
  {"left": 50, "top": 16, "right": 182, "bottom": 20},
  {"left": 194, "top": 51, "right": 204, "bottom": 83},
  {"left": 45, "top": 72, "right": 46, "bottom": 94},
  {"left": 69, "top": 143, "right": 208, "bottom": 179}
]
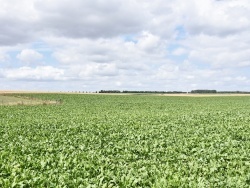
[
  {"left": 1, "top": 90, "right": 250, "bottom": 96},
  {"left": 0, "top": 93, "right": 250, "bottom": 187},
  {"left": 159, "top": 93, "right": 250, "bottom": 97},
  {"left": 0, "top": 91, "right": 50, "bottom": 94}
]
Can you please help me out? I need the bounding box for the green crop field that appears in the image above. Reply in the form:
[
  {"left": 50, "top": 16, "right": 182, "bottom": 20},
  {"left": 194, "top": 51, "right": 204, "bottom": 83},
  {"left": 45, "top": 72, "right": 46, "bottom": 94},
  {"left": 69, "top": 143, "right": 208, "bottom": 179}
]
[{"left": 0, "top": 93, "right": 250, "bottom": 187}]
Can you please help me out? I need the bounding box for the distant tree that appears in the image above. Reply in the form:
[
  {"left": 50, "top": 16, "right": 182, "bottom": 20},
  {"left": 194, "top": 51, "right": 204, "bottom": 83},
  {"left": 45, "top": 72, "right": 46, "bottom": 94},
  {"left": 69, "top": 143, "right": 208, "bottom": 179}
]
[{"left": 191, "top": 90, "right": 217, "bottom": 94}]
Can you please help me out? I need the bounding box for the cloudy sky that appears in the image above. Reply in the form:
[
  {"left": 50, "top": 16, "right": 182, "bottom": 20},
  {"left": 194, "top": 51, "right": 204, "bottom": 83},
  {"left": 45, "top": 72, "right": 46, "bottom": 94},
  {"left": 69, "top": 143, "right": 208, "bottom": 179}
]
[{"left": 0, "top": 0, "right": 250, "bottom": 92}]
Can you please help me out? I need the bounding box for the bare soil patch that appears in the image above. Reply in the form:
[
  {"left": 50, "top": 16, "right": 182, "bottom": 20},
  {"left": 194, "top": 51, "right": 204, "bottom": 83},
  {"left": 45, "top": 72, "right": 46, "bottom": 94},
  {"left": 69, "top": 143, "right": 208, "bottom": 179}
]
[{"left": 0, "top": 94, "right": 58, "bottom": 106}]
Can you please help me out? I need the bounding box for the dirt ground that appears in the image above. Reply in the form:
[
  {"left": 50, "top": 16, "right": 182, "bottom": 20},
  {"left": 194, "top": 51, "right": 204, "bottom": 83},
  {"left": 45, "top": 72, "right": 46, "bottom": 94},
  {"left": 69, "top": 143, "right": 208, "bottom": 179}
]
[
  {"left": 0, "top": 90, "right": 46, "bottom": 94},
  {"left": 0, "top": 91, "right": 58, "bottom": 105}
]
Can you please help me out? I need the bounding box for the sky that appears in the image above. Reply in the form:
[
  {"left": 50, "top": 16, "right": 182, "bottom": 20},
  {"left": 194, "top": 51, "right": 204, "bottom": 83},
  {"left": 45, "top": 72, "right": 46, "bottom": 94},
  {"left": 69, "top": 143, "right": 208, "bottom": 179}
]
[{"left": 0, "top": 0, "right": 250, "bottom": 92}]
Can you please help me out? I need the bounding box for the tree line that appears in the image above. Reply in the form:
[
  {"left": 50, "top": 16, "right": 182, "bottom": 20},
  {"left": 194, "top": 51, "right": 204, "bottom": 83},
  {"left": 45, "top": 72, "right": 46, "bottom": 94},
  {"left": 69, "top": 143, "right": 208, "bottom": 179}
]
[
  {"left": 99, "top": 90, "right": 250, "bottom": 94},
  {"left": 99, "top": 90, "right": 186, "bottom": 94}
]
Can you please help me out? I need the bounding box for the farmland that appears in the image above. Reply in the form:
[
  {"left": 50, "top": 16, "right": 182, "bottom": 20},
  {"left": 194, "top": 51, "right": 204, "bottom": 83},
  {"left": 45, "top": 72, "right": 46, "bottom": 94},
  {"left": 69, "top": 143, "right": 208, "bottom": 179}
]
[
  {"left": 0, "top": 93, "right": 250, "bottom": 187},
  {"left": 0, "top": 94, "right": 58, "bottom": 106}
]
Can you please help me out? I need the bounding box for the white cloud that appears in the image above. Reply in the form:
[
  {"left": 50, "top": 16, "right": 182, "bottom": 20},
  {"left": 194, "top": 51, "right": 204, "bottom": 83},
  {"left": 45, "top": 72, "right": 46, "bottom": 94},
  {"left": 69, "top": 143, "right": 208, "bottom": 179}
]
[
  {"left": 3, "top": 66, "right": 65, "bottom": 81},
  {"left": 34, "top": 0, "right": 149, "bottom": 38},
  {"left": 78, "top": 63, "right": 118, "bottom": 78},
  {"left": 17, "top": 49, "right": 43, "bottom": 64},
  {"left": 0, "top": 0, "right": 250, "bottom": 91},
  {"left": 182, "top": 0, "right": 250, "bottom": 36},
  {"left": 184, "top": 33, "right": 250, "bottom": 69},
  {"left": 137, "top": 32, "right": 161, "bottom": 51}
]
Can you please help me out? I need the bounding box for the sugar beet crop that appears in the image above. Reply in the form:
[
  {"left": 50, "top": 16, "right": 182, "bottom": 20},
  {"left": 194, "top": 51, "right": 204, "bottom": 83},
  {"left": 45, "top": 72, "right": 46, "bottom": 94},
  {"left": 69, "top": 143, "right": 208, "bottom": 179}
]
[{"left": 0, "top": 94, "right": 250, "bottom": 187}]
